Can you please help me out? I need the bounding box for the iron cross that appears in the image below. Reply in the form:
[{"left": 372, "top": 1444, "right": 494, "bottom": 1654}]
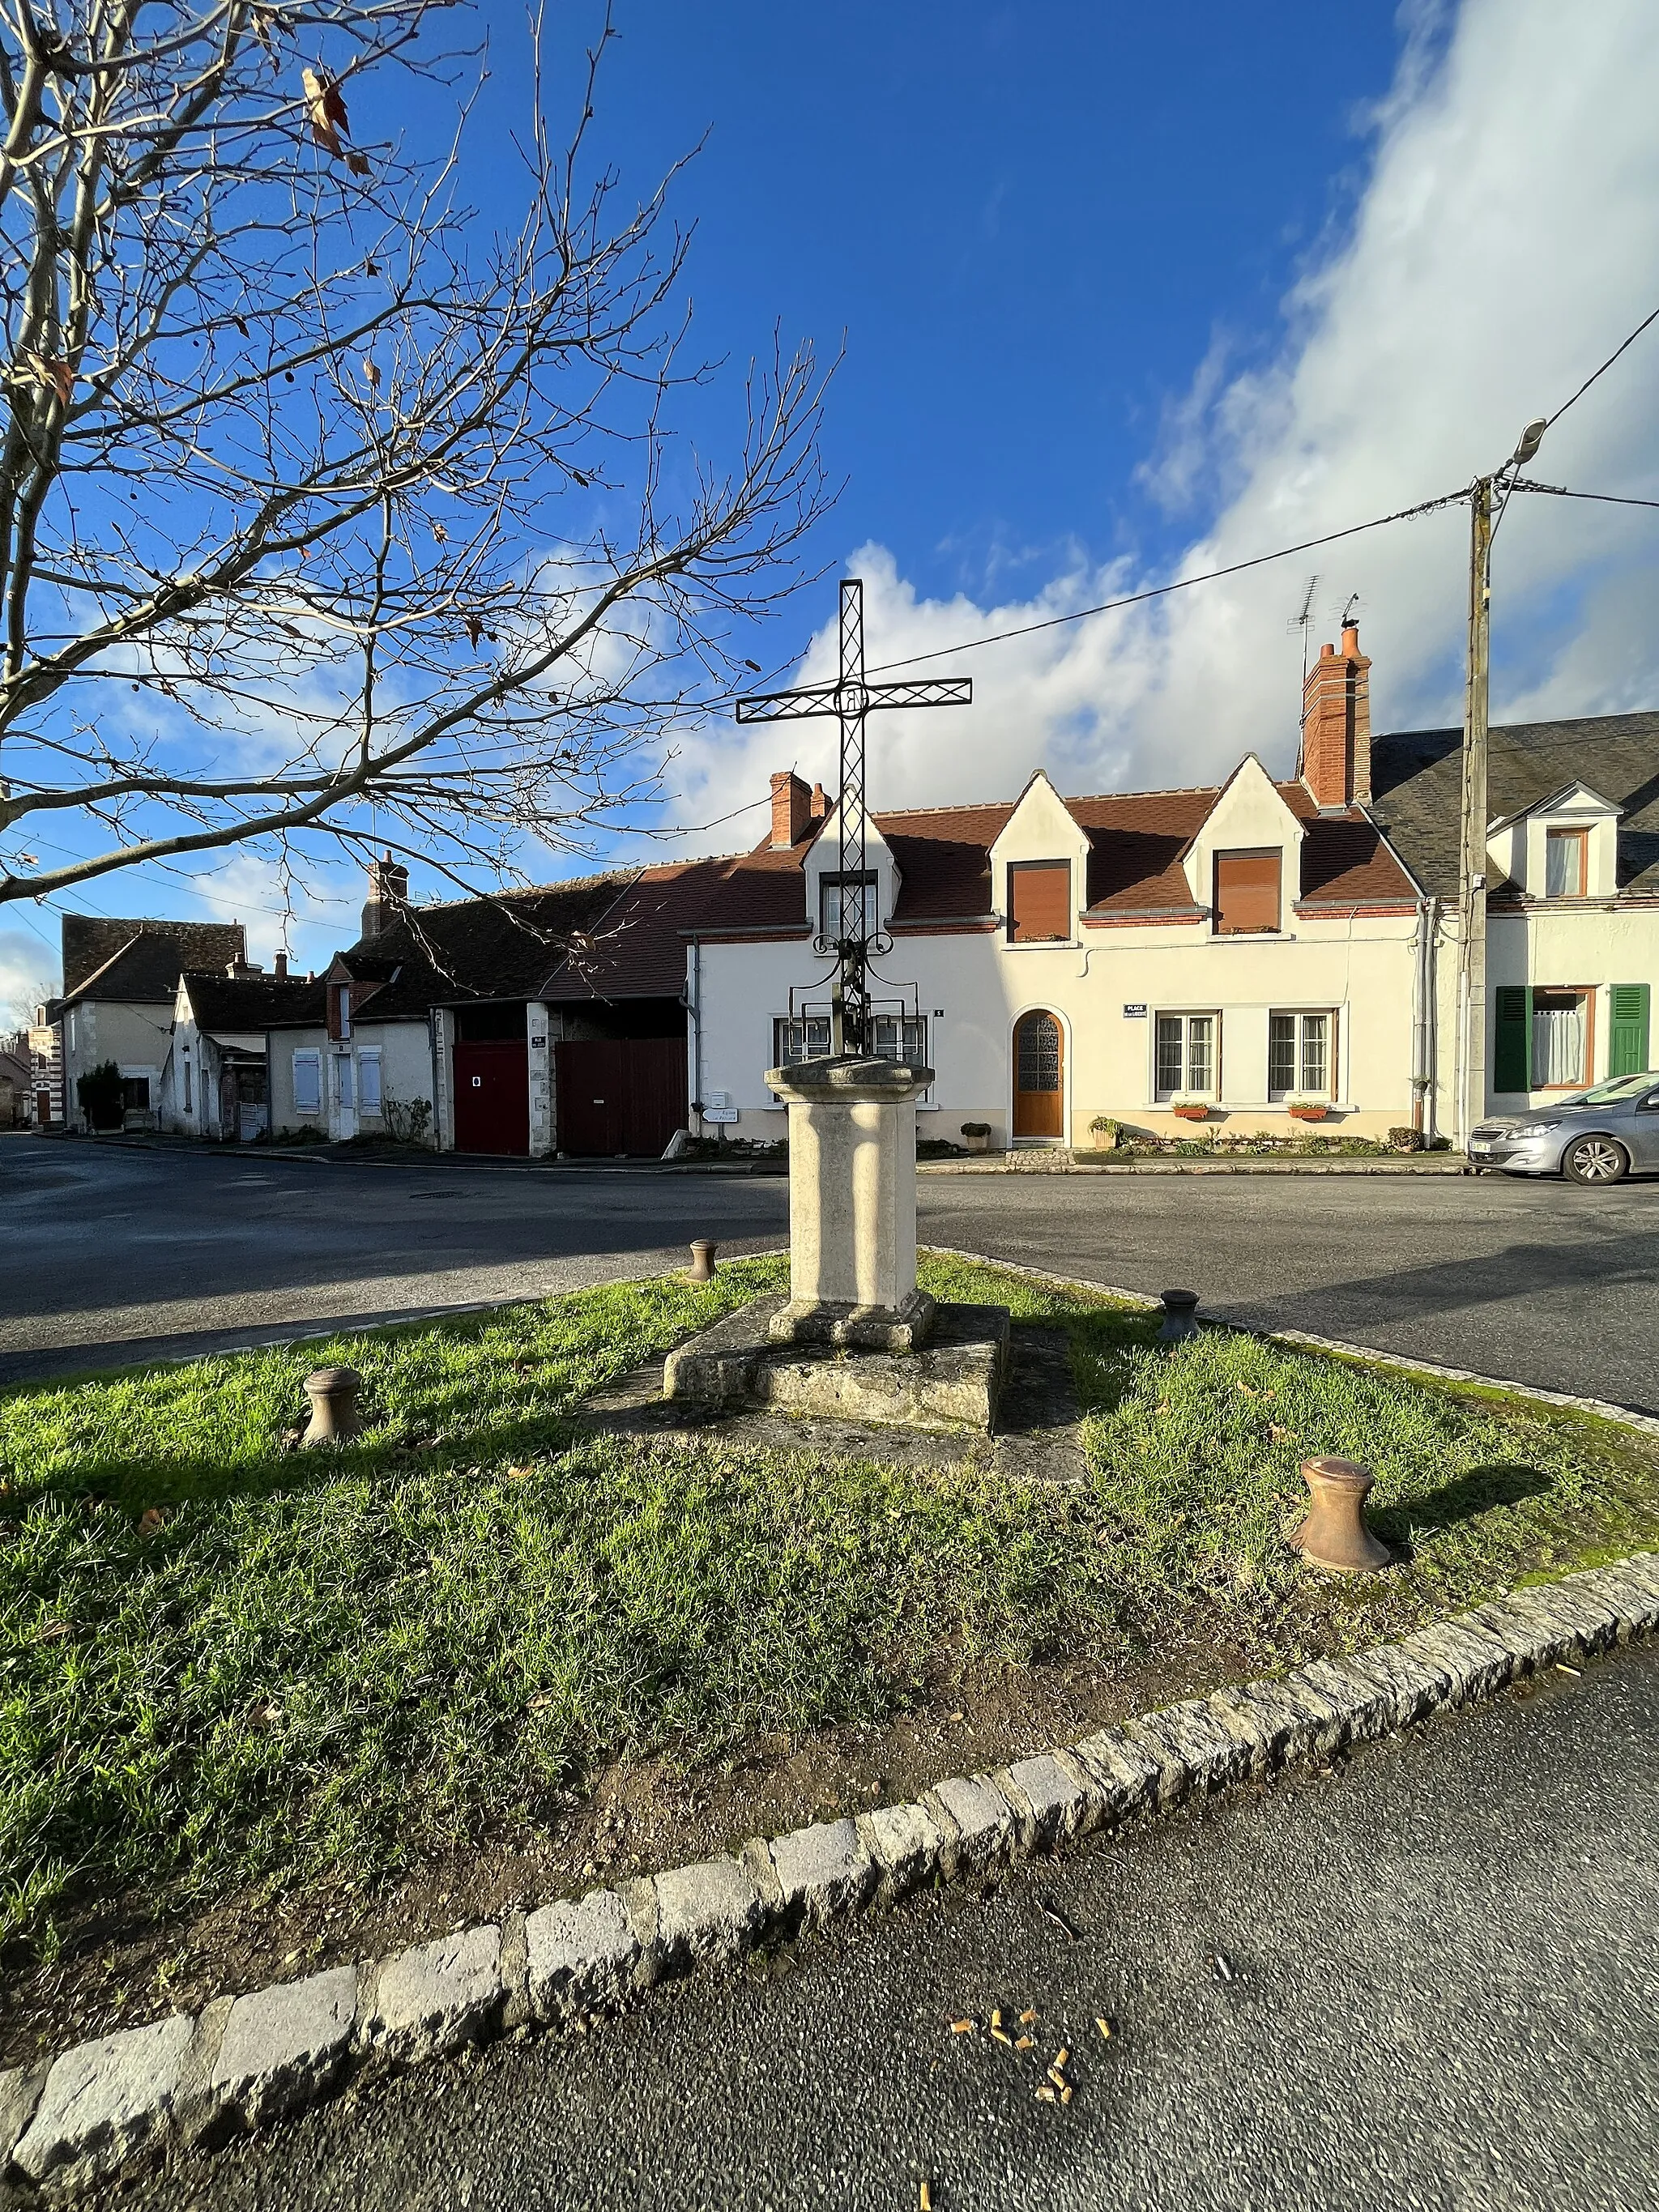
[{"left": 735, "top": 578, "right": 971, "bottom": 1053}]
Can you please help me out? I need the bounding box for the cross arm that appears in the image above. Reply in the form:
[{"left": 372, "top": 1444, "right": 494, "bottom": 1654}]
[
  {"left": 734, "top": 683, "right": 840, "bottom": 724},
  {"left": 864, "top": 679, "right": 973, "bottom": 710}
]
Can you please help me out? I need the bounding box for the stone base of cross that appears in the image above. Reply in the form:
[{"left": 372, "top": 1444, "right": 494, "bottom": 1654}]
[{"left": 762, "top": 1052, "right": 936, "bottom": 1349}]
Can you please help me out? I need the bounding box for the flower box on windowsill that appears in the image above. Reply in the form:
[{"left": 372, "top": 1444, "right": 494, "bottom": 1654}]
[
  {"left": 1171, "top": 1095, "right": 1212, "bottom": 1123},
  {"left": 1286, "top": 1096, "right": 1330, "bottom": 1123}
]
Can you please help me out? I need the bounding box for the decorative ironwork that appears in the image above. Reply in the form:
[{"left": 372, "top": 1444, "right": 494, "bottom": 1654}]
[{"left": 736, "top": 578, "right": 970, "bottom": 1053}]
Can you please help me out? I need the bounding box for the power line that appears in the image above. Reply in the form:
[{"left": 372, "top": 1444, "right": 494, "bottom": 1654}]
[
  {"left": 1511, "top": 480, "right": 1659, "bottom": 513},
  {"left": 859, "top": 487, "right": 1467, "bottom": 678},
  {"left": 1546, "top": 300, "right": 1659, "bottom": 428}
]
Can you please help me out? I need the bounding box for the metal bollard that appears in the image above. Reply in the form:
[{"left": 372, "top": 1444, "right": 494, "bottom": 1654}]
[
  {"left": 1292, "top": 1456, "right": 1393, "bottom": 1573},
  {"left": 1157, "top": 1288, "right": 1201, "bottom": 1344},
  {"left": 303, "top": 1365, "right": 363, "bottom": 1447},
  {"left": 687, "top": 1238, "right": 718, "bottom": 1285}
]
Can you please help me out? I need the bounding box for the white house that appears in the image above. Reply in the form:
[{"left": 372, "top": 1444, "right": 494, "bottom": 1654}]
[
  {"left": 48, "top": 916, "right": 247, "bottom": 1132},
  {"left": 160, "top": 963, "right": 325, "bottom": 1141},
  {"left": 690, "top": 625, "right": 1659, "bottom": 1146}
]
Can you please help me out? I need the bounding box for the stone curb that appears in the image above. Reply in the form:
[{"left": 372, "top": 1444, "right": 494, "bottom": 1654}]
[
  {"left": 4, "top": 1553, "right": 1656, "bottom": 2199},
  {"left": 919, "top": 1156, "right": 1467, "bottom": 1175}
]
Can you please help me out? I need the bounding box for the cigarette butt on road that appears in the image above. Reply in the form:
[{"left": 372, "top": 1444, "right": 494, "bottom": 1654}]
[
  {"left": 1015, "top": 2035, "right": 1034, "bottom": 2051},
  {"left": 1035, "top": 2085, "right": 1058, "bottom": 2104},
  {"left": 990, "top": 2008, "right": 1002, "bottom": 2028},
  {"left": 1555, "top": 1662, "right": 1581, "bottom": 1677},
  {"left": 990, "top": 2027, "right": 1013, "bottom": 2048},
  {"left": 919, "top": 2183, "right": 932, "bottom": 2211},
  {"left": 1095, "top": 2016, "right": 1113, "bottom": 2040},
  {"left": 1060, "top": 2084, "right": 1073, "bottom": 2107},
  {"left": 1047, "top": 2065, "right": 1067, "bottom": 2091},
  {"left": 1018, "top": 2008, "right": 1037, "bottom": 2025},
  {"left": 1054, "top": 2048, "right": 1069, "bottom": 2069},
  {"left": 949, "top": 2018, "right": 975, "bottom": 2035}
]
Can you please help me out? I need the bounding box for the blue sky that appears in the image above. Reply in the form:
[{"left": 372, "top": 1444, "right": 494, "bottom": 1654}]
[{"left": 6, "top": 0, "right": 1658, "bottom": 1008}]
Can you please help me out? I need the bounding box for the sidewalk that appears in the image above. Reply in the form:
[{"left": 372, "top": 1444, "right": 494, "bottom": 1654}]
[{"left": 921, "top": 1149, "right": 1468, "bottom": 1176}]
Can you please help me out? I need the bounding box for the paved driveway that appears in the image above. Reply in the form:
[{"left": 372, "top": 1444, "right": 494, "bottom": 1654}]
[{"left": 3, "top": 1138, "right": 1659, "bottom": 1406}]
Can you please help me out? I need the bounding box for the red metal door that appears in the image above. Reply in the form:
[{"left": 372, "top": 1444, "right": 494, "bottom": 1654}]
[
  {"left": 453, "top": 1038, "right": 530, "bottom": 1153},
  {"left": 555, "top": 1038, "right": 688, "bottom": 1157}
]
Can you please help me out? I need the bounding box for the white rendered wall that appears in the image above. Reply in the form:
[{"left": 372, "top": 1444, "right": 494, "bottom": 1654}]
[{"left": 694, "top": 907, "right": 1422, "bottom": 1144}]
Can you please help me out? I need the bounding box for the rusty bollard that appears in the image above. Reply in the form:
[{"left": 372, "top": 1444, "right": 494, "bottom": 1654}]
[
  {"left": 1157, "top": 1288, "right": 1201, "bottom": 1344},
  {"left": 687, "top": 1238, "right": 718, "bottom": 1285},
  {"left": 1293, "top": 1456, "right": 1393, "bottom": 1573},
  {"left": 303, "top": 1365, "right": 363, "bottom": 1447}
]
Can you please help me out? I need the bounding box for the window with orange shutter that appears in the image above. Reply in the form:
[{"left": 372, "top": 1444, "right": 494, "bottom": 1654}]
[
  {"left": 1213, "top": 850, "right": 1282, "bottom": 935},
  {"left": 1007, "top": 860, "right": 1073, "bottom": 944}
]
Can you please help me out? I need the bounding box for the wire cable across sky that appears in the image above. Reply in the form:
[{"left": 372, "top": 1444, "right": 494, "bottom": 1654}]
[{"left": 859, "top": 486, "right": 1469, "bottom": 678}]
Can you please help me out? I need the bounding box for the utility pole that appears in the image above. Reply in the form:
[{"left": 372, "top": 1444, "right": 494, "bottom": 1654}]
[{"left": 1455, "top": 475, "right": 1492, "bottom": 1153}]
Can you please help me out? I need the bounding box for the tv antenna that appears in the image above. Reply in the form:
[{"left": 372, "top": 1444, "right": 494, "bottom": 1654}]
[{"left": 1286, "top": 574, "right": 1320, "bottom": 684}]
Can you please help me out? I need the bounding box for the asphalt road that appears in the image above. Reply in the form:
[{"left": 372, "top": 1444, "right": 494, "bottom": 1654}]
[
  {"left": 4, "top": 1136, "right": 1659, "bottom": 1406},
  {"left": 132, "top": 1640, "right": 1659, "bottom": 2212}
]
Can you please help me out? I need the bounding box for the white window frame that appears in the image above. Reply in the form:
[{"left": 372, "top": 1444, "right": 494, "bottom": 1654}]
[
  {"left": 292, "top": 1049, "right": 321, "bottom": 1115},
  {"left": 1154, "top": 1011, "right": 1218, "bottom": 1101},
  {"left": 336, "top": 984, "right": 352, "bottom": 1041},
  {"left": 356, "top": 1046, "right": 382, "bottom": 1115},
  {"left": 1268, "top": 1008, "right": 1337, "bottom": 1102}
]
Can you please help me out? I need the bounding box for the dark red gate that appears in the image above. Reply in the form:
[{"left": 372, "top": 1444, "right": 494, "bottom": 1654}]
[
  {"left": 555, "top": 1038, "right": 687, "bottom": 1157},
  {"left": 453, "top": 1038, "right": 529, "bottom": 1154}
]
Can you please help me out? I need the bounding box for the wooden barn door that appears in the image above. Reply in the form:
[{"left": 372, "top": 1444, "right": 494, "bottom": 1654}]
[
  {"left": 555, "top": 1038, "right": 688, "bottom": 1157},
  {"left": 453, "top": 1038, "right": 530, "bottom": 1153},
  {"left": 1013, "top": 1010, "right": 1064, "bottom": 1139}
]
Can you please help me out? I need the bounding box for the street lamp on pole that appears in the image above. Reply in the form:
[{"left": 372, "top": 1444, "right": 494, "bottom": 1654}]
[{"left": 1453, "top": 413, "right": 1550, "bottom": 1155}]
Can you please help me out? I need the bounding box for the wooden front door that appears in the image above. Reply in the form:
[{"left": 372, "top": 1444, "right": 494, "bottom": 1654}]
[
  {"left": 453, "top": 1038, "right": 530, "bottom": 1154},
  {"left": 1013, "top": 1010, "right": 1064, "bottom": 1139},
  {"left": 555, "top": 1038, "right": 689, "bottom": 1157}
]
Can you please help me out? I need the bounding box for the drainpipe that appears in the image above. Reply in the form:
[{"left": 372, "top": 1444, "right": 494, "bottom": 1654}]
[
  {"left": 1410, "top": 895, "right": 1439, "bottom": 1136},
  {"left": 686, "top": 936, "right": 704, "bottom": 1135}
]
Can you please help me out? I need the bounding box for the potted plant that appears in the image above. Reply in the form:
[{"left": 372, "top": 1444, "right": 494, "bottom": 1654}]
[
  {"left": 960, "top": 1119, "right": 992, "bottom": 1154},
  {"left": 1090, "top": 1115, "right": 1123, "bottom": 1151},
  {"left": 1171, "top": 1093, "right": 1210, "bottom": 1123},
  {"left": 1286, "top": 1093, "right": 1329, "bottom": 1123}
]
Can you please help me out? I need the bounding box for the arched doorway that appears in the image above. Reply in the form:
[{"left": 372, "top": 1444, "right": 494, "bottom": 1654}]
[{"left": 1013, "top": 1009, "right": 1064, "bottom": 1140}]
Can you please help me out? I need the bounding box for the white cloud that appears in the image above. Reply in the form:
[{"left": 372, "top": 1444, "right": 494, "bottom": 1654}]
[
  {"left": 671, "top": 0, "right": 1659, "bottom": 840},
  {"left": 0, "top": 920, "right": 56, "bottom": 1025}
]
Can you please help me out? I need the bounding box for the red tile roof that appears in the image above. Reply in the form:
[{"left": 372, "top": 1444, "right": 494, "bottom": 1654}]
[{"left": 697, "top": 779, "right": 1416, "bottom": 930}]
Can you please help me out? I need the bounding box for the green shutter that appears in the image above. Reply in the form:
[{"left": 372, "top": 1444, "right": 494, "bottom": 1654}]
[
  {"left": 1493, "top": 986, "right": 1532, "bottom": 1093},
  {"left": 1608, "top": 984, "right": 1651, "bottom": 1076}
]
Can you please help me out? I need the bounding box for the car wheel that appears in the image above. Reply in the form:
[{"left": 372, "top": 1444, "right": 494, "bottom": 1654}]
[{"left": 1563, "top": 1135, "right": 1630, "bottom": 1185}]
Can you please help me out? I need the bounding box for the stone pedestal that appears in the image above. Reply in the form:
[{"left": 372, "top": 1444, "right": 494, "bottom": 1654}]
[{"left": 764, "top": 1055, "right": 936, "bottom": 1350}]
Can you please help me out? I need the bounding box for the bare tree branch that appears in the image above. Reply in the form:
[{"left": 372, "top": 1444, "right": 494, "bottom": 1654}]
[{"left": 0, "top": 0, "right": 834, "bottom": 910}]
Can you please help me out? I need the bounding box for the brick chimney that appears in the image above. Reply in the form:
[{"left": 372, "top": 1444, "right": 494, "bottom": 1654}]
[
  {"left": 274, "top": 950, "right": 288, "bottom": 979},
  {"left": 770, "top": 770, "right": 812, "bottom": 850},
  {"left": 361, "top": 851, "right": 410, "bottom": 940},
  {"left": 1301, "top": 622, "right": 1372, "bottom": 808},
  {"left": 810, "top": 781, "right": 828, "bottom": 821}
]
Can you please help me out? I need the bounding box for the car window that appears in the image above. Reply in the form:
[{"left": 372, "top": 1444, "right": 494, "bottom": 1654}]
[
  {"left": 1638, "top": 1089, "right": 1659, "bottom": 1115},
  {"left": 1579, "top": 1072, "right": 1657, "bottom": 1104}
]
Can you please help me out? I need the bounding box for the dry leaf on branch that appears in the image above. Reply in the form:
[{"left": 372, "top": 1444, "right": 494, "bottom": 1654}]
[
  {"left": 301, "top": 66, "right": 350, "bottom": 156},
  {"left": 463, "top": 613, "right": 485, "bottom": 647},
  {"left": 362, "top": 356, "right": 381, "bottom": 388}
]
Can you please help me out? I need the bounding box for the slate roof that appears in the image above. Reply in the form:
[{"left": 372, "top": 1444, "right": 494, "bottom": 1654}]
[
  {"left": 58, "top": 918, "right": 246, "bottom": 1005},
  {"left": 1370, "top": 710, "right": 1659, "bottom": 900},
  {"left": 181, "top": 971, "right": 327, "bottom": 1031}
]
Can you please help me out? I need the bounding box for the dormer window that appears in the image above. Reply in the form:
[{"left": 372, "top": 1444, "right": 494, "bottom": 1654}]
[
  {"left": 819, "top": 872, "right": 876, "bottom": 945},
  {"left": 1545, "top": 827, "right": 1588, "bottom": 898},
  {"left": 1213, "top": 850, "right": 1281, "bottom": 935},
  {"left": 1007, "top": 859, "right": 1072, "bottom": 944}
]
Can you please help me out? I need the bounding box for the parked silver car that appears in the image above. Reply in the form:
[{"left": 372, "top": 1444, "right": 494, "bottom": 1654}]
[{"left": 1469, "top": 1072, "right": 1659, "bottom": 1183}]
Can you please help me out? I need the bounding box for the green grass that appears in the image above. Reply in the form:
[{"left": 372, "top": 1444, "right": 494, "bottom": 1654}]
[{"left": 2, "top": 1251, "right": 1655, "bottom": 1962}]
